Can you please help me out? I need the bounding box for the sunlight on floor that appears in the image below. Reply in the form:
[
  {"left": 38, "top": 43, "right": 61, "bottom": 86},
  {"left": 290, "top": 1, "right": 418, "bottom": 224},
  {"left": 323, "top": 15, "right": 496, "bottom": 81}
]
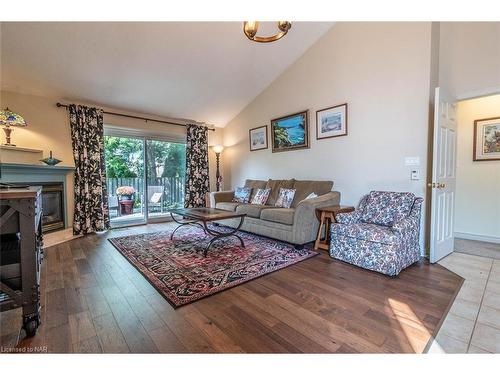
[{"left": 388, "top": 298, "right": 430, "bottom": 353}]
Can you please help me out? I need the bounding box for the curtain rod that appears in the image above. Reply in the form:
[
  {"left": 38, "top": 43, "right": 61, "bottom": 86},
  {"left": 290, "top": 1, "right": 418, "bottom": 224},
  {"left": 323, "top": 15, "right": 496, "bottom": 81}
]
[{"left": 56, "top": 102, "right": 215, "bottom": 131}]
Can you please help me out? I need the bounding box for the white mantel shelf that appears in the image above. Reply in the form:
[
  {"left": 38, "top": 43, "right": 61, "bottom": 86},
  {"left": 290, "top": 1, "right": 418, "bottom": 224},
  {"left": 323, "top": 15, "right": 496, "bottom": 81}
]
[{"left": 0, "top": 145, "right": 43, "bottom": 153}]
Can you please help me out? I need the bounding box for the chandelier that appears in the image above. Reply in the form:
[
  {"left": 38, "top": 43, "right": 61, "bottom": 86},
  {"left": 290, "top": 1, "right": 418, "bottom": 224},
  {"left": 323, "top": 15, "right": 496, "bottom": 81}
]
[{"left": 243, "top": 21, "right": 292, "bottom": 43}]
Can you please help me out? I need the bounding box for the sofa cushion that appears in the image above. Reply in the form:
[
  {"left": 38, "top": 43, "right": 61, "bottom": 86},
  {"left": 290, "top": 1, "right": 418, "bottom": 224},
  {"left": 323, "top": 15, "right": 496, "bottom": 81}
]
[
  {"left": 291, "top": 180, "right": 333, "bottom": 207},
  {"left": 331, "top": 223, "right": 400, "bottom": 245},
  {"left": 265, "top": 179, "right": 295, "bottom": 206},
  {"left": 260, "top": 208, "right": 295, "bottom": 225},
  {"left": 235, "top": 204, "right": 271, "bottom": 218},
  {"left": 361, "top": 191, "right": 415, "bottom": 227},
  {"left": 215, "top": 202, "right": 240, "bottom": 211},
  {"left": 244, "top": 179, "right": 267, "bottom": 201}
]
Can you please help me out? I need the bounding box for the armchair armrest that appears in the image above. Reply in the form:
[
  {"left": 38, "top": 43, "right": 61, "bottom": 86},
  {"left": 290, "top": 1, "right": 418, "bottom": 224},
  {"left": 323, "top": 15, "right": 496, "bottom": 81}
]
[
  {"left": 392, "top": 215, "right": 418, "bottom": 235},
  {"left": 335, "top": 211, "right": 361, "bottom": 224},
  {"left": 392, "top": 197, "right": 423, "bottom": 239},
  {"left": 208, "top": 190, "right": 235, "bottom": 207}
]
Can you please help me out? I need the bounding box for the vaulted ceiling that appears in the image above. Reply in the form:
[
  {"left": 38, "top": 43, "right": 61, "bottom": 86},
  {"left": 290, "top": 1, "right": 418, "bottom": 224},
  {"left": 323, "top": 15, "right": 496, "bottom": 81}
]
[{"left": 1, "top": 22, "right": 333, "bottom": 126}]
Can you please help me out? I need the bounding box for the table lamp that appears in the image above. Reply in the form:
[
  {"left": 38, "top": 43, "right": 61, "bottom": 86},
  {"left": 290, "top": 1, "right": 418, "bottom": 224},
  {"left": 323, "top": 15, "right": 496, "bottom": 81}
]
[{"left": 0, "top": 108, "right": 28, "bottom": 147}]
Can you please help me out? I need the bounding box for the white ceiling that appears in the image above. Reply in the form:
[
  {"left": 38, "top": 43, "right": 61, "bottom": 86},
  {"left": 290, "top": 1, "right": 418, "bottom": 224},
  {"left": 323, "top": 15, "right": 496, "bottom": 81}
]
[{"left": 1, "top": 22, "right": 333, "bottom": 126}]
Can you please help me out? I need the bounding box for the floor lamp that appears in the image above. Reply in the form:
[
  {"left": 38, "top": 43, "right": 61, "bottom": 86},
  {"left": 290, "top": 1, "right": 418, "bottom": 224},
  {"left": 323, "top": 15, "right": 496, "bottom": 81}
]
[{"left": 212, "top": 145, "right": 224, "bottom": 192}]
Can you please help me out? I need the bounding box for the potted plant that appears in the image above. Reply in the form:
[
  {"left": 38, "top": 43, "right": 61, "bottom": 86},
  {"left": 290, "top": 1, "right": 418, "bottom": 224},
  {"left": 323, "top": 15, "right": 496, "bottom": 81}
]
[
  {"left": 116, "top": 186, "right": 136, "bottom": 215},
  {"left": 116, "top": 186, "right": 136, "bottom": 201}
]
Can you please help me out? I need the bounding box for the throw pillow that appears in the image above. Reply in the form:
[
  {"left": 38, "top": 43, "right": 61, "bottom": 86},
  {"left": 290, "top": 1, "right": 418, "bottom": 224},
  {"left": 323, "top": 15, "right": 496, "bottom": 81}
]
[
  {"left": 244, "top": 179, "right": 268, "bottom": 201},
  {"left": 275, "top": 188, "right": 296, "bottom": 209},
  {"left": 305, "top": 192, "right": 318, "bottom": 200},
  {"left": 233, "top": 187, "right": 252, "bottom": 203},
  {"left": 251, "top": 188, "right": 271, "bottom": 205},
  {"left": 265, "top": 179, "right": 295, "bottom": 206}
]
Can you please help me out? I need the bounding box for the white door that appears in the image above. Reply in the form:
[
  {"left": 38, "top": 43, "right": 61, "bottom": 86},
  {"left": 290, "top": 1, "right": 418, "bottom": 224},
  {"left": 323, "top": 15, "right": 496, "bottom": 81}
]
[{"left": 429, "top": 87, "right": 458, "bottom": 263}]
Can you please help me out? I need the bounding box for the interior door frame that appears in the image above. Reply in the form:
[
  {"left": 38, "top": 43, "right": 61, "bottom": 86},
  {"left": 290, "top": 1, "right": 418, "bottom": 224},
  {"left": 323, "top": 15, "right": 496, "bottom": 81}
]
[{"left": 104, "top": 126, "right": 187, "bottom": 227}]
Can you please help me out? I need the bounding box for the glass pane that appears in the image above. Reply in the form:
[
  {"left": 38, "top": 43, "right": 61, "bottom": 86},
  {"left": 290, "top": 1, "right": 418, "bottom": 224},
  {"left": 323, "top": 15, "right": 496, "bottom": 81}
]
[
  {"left": 104, "top": 135, "right": 146, "bottom": 226},
  {"left": 146, "top": 140, "right": 186, "bottom": 219}
]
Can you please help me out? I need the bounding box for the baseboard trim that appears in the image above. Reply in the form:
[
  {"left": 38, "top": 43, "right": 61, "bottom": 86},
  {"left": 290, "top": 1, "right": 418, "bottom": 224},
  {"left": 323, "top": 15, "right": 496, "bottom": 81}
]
[{"left": 454, "top": 232, "right": 500, "bottom": 244}]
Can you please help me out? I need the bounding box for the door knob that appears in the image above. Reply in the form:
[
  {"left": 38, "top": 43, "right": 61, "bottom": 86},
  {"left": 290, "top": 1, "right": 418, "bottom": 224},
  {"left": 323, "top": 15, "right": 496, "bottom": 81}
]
[{"left": 427, "top": 182, "right": 446, "bottom": 189}]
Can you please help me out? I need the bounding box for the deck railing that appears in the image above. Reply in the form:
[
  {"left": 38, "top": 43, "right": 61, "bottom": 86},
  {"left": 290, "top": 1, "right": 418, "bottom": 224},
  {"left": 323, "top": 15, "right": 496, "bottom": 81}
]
[{"left": 106, "top": 176, "right": 185, "bottom": 210}]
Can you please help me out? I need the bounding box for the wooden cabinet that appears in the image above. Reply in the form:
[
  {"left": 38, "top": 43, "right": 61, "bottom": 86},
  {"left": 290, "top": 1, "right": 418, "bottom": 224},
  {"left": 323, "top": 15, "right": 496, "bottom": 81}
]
[{"left": 0, "top": 186, "right": 43, "bottom": 337}]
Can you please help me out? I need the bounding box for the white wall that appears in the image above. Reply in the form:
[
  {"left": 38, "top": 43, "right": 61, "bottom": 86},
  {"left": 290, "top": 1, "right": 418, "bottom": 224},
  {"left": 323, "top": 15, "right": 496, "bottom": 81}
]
[
  {"left": 455, "top": 95, "right": 500, "bottom": 242},
  {"left": 223, "top": 22, "right": 433, "bottom": 210},
  {"left": 440, "top": 22, "right": 500, "bottom": 99}
]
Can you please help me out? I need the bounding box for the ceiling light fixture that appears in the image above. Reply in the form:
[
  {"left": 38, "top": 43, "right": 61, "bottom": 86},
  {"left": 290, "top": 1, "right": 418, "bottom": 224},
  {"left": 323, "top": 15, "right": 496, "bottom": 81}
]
[{"left": 243, "top": 21, "right": 292, "bottom": 43}]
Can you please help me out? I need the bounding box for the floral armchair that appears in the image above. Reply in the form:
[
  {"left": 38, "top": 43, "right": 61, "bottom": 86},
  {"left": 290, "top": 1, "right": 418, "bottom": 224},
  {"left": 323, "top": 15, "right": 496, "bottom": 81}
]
[{"left": 329, "top": 191, "right": 423, "bottom": 277}]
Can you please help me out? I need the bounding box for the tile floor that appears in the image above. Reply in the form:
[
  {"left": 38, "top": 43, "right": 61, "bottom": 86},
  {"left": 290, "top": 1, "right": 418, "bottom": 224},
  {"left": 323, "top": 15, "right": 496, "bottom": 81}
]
[{"left": 427, "top": 251, "right": 500, "bottom": 353}]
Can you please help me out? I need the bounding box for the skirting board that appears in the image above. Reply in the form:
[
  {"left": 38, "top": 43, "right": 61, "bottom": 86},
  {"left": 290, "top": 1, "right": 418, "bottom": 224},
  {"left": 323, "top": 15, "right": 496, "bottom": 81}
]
[{"left": 455, "top": 232, "right": 500, "bottom": 245}]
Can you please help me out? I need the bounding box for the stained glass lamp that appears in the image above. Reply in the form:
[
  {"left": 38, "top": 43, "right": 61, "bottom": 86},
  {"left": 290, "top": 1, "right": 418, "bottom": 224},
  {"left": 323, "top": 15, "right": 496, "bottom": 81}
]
[{"left": 0, "top": 108, "right": 28, "bottom": 146}]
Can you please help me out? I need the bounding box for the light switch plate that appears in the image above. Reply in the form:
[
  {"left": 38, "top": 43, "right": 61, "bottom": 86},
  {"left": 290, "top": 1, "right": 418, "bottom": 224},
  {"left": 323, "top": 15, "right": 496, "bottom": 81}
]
[
  {"left": 411, "top": 169, "right": 420, "bottom": 180},
  {"left": 405, "top": 157, "right": 420, "bottom": 166}
]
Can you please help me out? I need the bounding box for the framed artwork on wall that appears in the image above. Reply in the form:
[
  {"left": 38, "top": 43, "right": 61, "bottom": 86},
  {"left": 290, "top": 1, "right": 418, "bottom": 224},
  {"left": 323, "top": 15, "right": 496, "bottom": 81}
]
[
  {"left": 249, "top": 125, "right": 268, "bottom": 151},
  {"left": 271, "top": 110, "right": 309, "bottom": 153},
  {"left": 473, "top": 117, "right": 500, "bottom": 161},
  {"left": 316, "top": 103, "right": 348, "bottom": 140}
]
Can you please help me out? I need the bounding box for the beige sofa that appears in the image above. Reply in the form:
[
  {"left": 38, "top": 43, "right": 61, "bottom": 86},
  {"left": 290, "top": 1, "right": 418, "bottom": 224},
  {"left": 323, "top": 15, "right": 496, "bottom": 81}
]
[{"left": 209, "top": 179, "right": 340, "bottom": 247}]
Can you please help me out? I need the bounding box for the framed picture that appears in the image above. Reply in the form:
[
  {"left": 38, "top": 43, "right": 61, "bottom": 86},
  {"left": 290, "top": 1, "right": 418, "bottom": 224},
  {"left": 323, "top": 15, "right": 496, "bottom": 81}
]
[
  {"left": 271, "top": 110, "right": 309, "bottom": 153},
  {"left": 249, "top": 125, "right": 268, "bottom": 151},
  {"left": 474, "top": 117, "right": 500, "bottom": 161},
  {"left": 316, "top": 103, "right": 348, "bottom": 140}
]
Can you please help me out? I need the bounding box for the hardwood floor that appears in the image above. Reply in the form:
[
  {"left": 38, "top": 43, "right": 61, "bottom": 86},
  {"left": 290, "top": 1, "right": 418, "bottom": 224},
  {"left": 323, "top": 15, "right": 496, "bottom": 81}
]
[{"left": 0, "top": 222, "right": 463, "bottom": 353}]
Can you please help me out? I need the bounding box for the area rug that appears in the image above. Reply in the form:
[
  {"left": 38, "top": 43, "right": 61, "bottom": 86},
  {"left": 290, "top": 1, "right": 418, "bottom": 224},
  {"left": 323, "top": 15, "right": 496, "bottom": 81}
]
[{"left": 108, "top": 226, "right": 317, "bottom": 307}]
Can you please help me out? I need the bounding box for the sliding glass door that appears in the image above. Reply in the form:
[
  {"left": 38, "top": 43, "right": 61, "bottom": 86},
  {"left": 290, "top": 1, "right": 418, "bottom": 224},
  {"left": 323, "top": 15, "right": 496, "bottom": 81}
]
[
  {"left": 105, "top": 135, "right": 146, "bottom": 227},
  {"left": 145, "top": 140, "right": 186, "bottom": 221},
  {"left": 104, "top": 133, "right": 186, "bottom": 227}
]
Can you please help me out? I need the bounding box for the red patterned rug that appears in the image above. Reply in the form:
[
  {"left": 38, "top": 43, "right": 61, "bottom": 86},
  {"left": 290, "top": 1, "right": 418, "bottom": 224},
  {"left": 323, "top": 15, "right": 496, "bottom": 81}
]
[{"left": 108, "top": 226, "right": 317, "bottom": 307}]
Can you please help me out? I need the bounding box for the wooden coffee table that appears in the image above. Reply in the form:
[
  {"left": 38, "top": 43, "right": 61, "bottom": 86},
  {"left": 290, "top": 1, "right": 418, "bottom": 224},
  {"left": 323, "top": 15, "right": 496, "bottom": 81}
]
[{"left": 169, "top": 207, "right": 246, "bottom": 257}]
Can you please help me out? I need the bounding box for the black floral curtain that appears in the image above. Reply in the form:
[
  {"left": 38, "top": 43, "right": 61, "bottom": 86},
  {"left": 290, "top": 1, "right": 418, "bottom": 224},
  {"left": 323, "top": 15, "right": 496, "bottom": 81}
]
[
  {"left": 69, "top": 104, "right": 110, "bottom": 235},
  {"left": 185, "top": 124, "right": 210, "bottom": 207}
]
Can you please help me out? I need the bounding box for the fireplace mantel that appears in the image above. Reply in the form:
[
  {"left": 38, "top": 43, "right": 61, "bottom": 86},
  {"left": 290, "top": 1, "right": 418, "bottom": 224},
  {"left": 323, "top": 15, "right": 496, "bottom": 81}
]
[
  {"left": 0, "top": 162, "right": 75, "bottom": 175},
  {"left": 0, "top": 163, "right": 75, "bottom": 229}
]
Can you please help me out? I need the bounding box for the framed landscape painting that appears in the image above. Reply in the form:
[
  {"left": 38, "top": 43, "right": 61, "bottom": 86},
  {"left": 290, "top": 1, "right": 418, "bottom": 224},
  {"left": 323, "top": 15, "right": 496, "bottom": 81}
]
[
  {"left": 316, "top": 103, "right": 348, "bottom": 140},
  {"left": 249, "top": 125, "right": 268, "bottom": 151},
  {"left": 474, "top": 117, "right": 500, "bottom": 161},
  {"left": 271, "top": 110, "right": 309, "bottom": 153}
]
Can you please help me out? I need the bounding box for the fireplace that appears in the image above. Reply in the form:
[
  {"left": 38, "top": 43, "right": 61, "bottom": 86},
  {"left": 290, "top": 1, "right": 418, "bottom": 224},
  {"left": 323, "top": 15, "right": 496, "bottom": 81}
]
[
  {"left": 40, "top": 183, "right": 65, "bottom": 233},
  {"left": 1, "top": 162, "right": 74, "bottom": 234},
  {"left": 14, "top": 182, "right": 65, "bottom": 233}
]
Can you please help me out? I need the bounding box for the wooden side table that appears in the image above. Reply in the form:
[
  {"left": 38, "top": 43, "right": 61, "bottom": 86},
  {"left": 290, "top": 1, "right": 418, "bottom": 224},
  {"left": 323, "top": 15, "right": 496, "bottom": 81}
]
[{"left": 314, "top": 205, "right": 355, "bottom": 251}]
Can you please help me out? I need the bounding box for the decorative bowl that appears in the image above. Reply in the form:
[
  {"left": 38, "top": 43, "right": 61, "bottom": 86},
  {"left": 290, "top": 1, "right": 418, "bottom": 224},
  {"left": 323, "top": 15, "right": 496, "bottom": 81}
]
[{"left": 40, "top": 151, "right": 62, "bottom": 166}]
